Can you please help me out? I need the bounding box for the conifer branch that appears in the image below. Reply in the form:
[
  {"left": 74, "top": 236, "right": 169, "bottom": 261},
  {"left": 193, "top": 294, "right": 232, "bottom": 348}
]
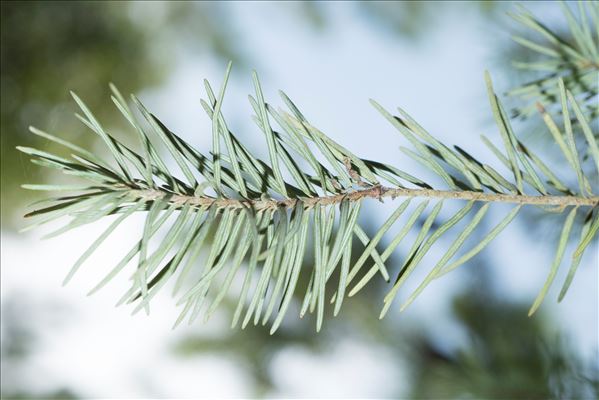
[
  {"left": 18, "top": 4, "right": 599, "bottom": 333},
  {"left": 125, "top": 186, "right": 599, "bottom": 212},
  {"left": 508, "top": 1, "right": 599, "bottom": 122}
]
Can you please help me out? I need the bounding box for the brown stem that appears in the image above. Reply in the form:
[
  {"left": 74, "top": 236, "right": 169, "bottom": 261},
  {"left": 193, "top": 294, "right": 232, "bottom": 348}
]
[{"left": 130, "top": 185, "right": 599, "bottom": 211}]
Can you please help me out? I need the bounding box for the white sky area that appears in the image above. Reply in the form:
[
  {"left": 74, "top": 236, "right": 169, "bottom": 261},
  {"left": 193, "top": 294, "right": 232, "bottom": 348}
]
[{"left": 2, "top": 2, "right": 597, "bottom": 398}]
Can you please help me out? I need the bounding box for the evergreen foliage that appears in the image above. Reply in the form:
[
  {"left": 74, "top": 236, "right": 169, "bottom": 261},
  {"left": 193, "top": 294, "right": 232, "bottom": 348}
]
[
  {"left": 508, "top": 1, "right": 598, "bottom": 122},
  {"left": 19, "top": 2, "right": 598, "bottom": 332}
]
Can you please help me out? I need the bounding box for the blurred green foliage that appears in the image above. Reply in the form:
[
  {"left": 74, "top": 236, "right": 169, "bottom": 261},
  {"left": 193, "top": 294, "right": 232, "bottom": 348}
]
[
  {"left": 0, "top": 1, "right": 247, "bottom": 228},
  {"left": 407, "top": 279, "right": 599, "bottom": 399},
  {"left": 293, "top": 1, "right": 501, "bottom": 40},
  {"left": 357, "top": 0, "right": 500, "bottom": 40},
  {"left": 1, "top": 1, "right": 162, "bottom": 226}
]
